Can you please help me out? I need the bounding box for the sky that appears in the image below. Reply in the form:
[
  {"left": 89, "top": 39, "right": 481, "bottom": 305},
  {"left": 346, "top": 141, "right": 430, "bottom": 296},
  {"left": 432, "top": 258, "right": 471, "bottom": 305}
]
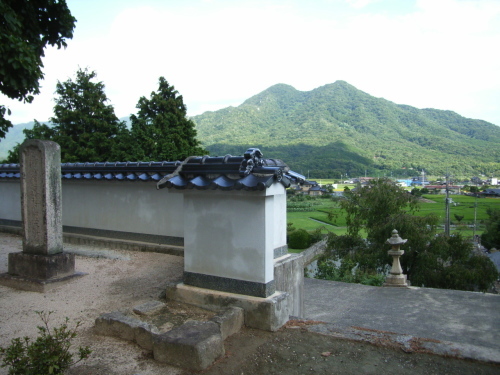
[{"left": 3, "top": 0, "right": 500, "bottom": 126}]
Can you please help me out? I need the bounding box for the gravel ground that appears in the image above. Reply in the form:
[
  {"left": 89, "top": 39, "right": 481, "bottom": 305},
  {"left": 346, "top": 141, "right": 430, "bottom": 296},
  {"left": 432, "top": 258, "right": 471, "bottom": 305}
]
[{"left": 1, "top": 232, "right": 498, "bottom": 375}]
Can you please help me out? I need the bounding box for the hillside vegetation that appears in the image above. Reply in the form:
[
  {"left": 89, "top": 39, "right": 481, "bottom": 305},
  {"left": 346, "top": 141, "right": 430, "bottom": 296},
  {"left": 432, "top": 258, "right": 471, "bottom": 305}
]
[
  {"left": 2, "top": 81, "right": 499, "bottom": 178},
  {"left": 193, "top": 81, "right": 500, "bottom": 178}
]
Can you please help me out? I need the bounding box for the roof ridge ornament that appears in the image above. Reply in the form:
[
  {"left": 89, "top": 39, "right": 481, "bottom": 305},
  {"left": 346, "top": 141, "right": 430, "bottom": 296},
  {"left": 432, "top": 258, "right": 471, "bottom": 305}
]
[{"left": 240, "top": 148, "right": 264, "bottom": 176}]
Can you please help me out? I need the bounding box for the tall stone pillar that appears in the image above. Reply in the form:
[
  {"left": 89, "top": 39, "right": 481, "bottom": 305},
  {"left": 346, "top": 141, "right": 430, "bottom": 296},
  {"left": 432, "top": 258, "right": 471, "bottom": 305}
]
[
  {"left": 21, "top": 140, "right": 63, "bottom": 255},
  {"left": 0, "top": 140, "right": 83, "bottom": 292}
]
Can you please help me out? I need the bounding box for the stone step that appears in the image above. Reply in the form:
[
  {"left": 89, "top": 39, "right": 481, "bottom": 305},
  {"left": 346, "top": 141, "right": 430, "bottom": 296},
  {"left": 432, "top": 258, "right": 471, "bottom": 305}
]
[{"left": 95, "top": 301, "right": 244, "bottom": 371}]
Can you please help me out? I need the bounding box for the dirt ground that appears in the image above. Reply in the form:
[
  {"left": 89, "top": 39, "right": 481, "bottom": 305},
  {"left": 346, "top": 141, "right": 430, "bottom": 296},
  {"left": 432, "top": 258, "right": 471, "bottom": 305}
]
[{"left": 0, "top": 232, "right": 498, "bottom": 375}]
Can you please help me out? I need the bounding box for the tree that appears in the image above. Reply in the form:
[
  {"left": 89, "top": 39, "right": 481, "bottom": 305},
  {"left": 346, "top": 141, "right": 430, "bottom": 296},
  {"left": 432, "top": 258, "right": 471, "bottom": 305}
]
[
  {"left": 411, "top": 234, "right": 498, "bottom": 291},
  {"left": 320, "top": 178, "right": 498, "bottom": 292},
  {"left": 6, "top": 68, "right": 135, "bottom": 163},
  {"left": 130, "top": 77, "right": 208, "bottom": 161},
  {"left": 340, "top": 179, "right": 420, "bottom": 239},
  {"left": 481, "top": 208, "right": 500, "bottom": 250},
  {"left": 0, "top": 0, "right": 76, "bottom": 140}
]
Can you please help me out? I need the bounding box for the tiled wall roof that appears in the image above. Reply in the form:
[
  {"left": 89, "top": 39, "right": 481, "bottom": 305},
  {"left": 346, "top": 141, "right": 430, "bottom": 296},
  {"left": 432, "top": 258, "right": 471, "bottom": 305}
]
[
  {"left": 0, "top": 148, "right": 305, "bottom": 191},
  {"left": 0, "top": 161, "right": 179, "bottom": 182},
  {"left": 158, "top": 148, "right": 301, "bottom": 191}
]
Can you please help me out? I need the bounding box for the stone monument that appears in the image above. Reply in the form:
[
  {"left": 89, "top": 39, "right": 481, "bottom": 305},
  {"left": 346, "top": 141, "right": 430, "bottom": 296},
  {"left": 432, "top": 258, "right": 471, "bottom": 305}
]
[{"left": 0, "top": 140, "right": 84, "bottom": 292}]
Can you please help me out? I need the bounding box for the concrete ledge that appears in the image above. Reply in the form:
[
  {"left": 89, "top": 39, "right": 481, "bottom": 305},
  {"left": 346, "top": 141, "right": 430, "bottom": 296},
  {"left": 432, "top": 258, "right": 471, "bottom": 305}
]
[
  {"left": 0, "top": 226, "right": 184, "bottom": 256},
  {"left": 166, "top": 283, "right": 290, "bottom": 331},
  {"left": 0, "top": 271, "right": 86, "bottom": 292},
  {"left": 153, "top": 320, "right": 224, "bottom": 370},
  {"left": 63, "top": 233, "right": 184, "bottom": 256},
  {"left": 274, "top": 253, "right": 304, "bottom": 318}
]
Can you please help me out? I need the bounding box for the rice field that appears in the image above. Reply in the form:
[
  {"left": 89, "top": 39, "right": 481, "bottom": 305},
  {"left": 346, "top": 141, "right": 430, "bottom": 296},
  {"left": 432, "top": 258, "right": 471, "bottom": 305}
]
[{"left": 287, "top": 190, "right": 500, "bottom": 239}]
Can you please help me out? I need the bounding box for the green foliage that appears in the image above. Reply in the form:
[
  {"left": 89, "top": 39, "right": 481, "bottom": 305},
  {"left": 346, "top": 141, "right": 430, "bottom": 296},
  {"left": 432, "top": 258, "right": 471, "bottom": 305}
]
[
  {"left": 288, "top": 229, "right": 312, "bottom": 249},
  {"left": 317, "top": 178, "right": 498, "bottom": 291},
  {"left": 340, "top": 178, "right": 419, "bottom": 239},
  {"left": 193, "top": 81, "right": 500, "bottom": 177},
  {"left": 316, "top": 257, "right": 385, "bottom": 286},
  {"left": 0, "top": 0, "right": 76, "bottom": 140},
  {"left": 411, "top": 187, "right": 423, "bottom": 197},
  {"left": 411, "top": 234, "right": 499, "bottom": 292},
  {"left": 5, "top": 69, "right": 136, "bottom": 163},
  {"left": 481, "top": 208, "right": 500, "bottom": 250},
  {"left": 0, "top": 311, "right": 91, "bottom": 375},
  {"left": 130, "top": 77, "right": 208, "bottom": 161}
]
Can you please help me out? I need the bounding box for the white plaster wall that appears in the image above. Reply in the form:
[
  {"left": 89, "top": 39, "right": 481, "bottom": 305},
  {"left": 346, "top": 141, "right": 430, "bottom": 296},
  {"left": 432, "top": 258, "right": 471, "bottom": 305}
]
[
  {"left": 0, "top": 181, "right": 21, "bottom": 220},
  {"left": 61, "top": 181, "right": 183, "bottom": 238},
  {"left": 272, "top": 191, "right": 287, "bottom": 250},
  {"left": 182, "top": 184, "right": 286, "bottom": 284},
  {"left": 0, "top": 180, "right": 184, "bottom": 238}
]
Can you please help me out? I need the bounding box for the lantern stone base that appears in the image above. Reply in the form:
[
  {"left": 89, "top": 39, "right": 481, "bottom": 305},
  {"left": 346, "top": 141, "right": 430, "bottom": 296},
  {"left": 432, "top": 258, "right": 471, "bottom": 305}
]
[{"left": 383, "top": 274, "right": 409, "bottom": 288}]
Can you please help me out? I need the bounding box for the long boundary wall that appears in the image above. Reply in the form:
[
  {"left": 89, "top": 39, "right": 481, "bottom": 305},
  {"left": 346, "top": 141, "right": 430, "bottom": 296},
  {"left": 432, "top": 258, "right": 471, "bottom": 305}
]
[{"left": 0, "top": 180, "right": 184, "bottom": 247}]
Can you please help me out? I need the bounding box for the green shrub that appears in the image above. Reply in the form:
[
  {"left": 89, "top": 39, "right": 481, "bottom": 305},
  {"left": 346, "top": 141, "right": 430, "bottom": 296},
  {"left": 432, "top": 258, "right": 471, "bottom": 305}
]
[
  {"left": 288, "top": 229, "right": 312, "bottom": 249},
  {"left": 0, "top": 311, "right": 91, "bottom": 375},
  {"left": 316, "top": 257, "right": 384, "bottom": 286}
]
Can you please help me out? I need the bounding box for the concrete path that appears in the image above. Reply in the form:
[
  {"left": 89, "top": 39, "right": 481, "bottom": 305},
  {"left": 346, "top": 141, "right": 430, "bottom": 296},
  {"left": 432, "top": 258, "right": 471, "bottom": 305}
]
[{"left": 303, "top": 278, "right": 500, "bottom": 363}]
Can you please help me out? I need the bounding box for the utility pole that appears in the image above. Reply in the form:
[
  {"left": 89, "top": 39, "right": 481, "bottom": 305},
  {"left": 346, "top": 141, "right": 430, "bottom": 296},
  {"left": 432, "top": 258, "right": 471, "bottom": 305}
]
[
  {"left": 444, "top": 172, "right": 451, "bottom": 237},
  {"left": 472, "top": 180, "right": 477, "bottom": 241}
]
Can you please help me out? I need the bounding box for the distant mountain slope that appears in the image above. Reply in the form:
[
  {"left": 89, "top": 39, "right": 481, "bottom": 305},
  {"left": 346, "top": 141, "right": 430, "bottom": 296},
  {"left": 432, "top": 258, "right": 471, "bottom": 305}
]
[
  {"left": 192, "top": 81, "right": 500, "bottom": 177},
  {"left": 0, "top": 122, "right": 35, "bottom": 160},
  {"left": 2, "top": 82, "right": 499, "bottom": 178}
]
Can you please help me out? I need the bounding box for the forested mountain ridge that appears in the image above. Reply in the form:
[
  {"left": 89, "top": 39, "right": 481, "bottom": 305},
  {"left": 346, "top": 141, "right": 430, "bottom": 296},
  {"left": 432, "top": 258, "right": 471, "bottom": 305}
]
[
  {"left": 192, "top": 81, "right": 500, "bottom": 177},
  {"left": 1, "top": 81, "right": 499, "bottom": 178}
]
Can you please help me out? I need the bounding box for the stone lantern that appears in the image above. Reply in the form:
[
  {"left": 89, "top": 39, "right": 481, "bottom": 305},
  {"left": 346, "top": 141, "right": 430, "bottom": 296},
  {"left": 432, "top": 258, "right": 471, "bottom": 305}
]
[{"left": 383, "top": 229, "right": 408, "bottom": 287}]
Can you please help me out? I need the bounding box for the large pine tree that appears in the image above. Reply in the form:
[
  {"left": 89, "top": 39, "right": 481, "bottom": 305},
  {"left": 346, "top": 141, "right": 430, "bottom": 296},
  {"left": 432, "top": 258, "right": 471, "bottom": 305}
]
[
  {"left": 6, "top": 68, "right": 134, "bottom": 163},
  {"left": 50, "top": 68, "right": 130, "bottom": 162},
  {"left": 130, "top": 77, "right": 207, "bottom": 161}
]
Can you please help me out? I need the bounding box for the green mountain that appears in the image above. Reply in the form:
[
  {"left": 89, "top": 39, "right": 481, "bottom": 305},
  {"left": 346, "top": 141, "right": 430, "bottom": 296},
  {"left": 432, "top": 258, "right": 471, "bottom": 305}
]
[
  {"left": 0, "top": 121, "right": 35, "bottom": 161},
  {"left": 2, "top": 81, "right": 499, "bottom": 178},
  {"left": 192, "top": 81, "right": 500, "bottom": 178}
]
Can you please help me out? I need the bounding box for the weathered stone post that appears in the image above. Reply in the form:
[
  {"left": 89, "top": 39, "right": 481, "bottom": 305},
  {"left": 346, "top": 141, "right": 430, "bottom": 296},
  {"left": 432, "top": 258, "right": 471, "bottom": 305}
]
[
  {"left": 383, "top": 229, "right": 409, "bottom": 288},
  {"left": 0, "top": 140, "right": 83, "bottom": 292}
]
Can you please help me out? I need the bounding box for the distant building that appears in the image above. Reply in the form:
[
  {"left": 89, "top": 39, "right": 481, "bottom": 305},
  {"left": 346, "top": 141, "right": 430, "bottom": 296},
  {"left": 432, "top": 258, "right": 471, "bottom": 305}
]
[
  {"left": 308, "top": 185, "right": 327, "bottom": 196},
  {"left": 482, "top": 188, "right": 500, "bottom": 197},
  {"left": 426, "top": 185, "right": 462, "bottom": 194}
]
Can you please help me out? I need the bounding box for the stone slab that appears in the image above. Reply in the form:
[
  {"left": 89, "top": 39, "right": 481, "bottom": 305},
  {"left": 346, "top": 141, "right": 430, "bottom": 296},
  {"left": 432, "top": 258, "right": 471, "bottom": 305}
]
[
  {"left": 95, "top": 311, "right": 159, "bottom": 351},
  {"left": 166, "top": 282, "right": 290, "bottom": 331},
  {"left": 133, "top": 301, "right": 166, "bottom": 316},
  {"left": 211, "top": 307, "right": 244, "bottom": 340},
  {"left": 153, "top": 320, "right": 224, "bottom": 371}
]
